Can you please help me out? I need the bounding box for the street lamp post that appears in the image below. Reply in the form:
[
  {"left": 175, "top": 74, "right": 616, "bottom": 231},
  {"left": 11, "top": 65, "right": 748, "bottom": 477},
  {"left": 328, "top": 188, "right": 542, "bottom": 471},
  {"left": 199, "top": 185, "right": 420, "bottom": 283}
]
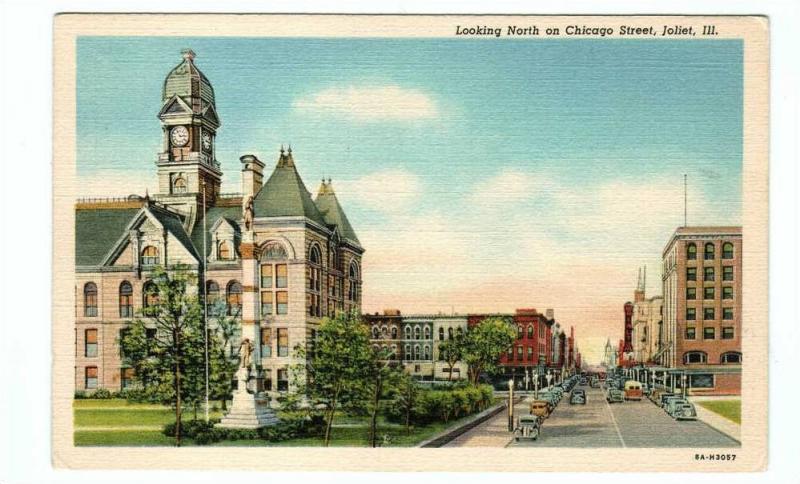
[
  {"left": 650, "top": 369, "right": 656, "bottom": 391},
  {"left": 681, "top": 372, "right": 687, "bottom": 398},
  {"left": 546, "top": 370, "right": 553, "bottom": 391},
  {"left": 507, "top": 378, "right": 514, "bottom": 432},
  {"left": 533, "top": 371, "right": 539, "bottom": 400}
]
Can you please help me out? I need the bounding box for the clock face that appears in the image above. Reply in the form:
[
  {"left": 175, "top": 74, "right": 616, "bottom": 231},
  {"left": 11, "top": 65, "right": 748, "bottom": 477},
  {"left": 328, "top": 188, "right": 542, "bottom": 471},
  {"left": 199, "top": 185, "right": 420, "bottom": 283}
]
[
  {"left": 170, "top": 126, "right": 189, "bottom": 147},
  {"left": 201, "top": 132, "right": 212, "bottom": 151}
]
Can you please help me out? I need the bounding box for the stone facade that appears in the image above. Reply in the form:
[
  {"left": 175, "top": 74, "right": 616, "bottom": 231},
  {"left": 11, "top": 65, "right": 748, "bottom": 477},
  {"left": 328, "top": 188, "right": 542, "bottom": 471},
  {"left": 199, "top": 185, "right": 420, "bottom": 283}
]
[{"left": 74, "top": 50, "right": 363, "bottom": 397}]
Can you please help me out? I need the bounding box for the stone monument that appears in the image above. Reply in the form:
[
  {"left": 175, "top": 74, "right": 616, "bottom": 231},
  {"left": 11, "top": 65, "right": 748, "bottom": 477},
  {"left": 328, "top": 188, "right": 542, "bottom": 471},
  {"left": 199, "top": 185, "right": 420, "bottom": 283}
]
[{"left": 217, "top": 339, "right": 279, "bottom": 429}]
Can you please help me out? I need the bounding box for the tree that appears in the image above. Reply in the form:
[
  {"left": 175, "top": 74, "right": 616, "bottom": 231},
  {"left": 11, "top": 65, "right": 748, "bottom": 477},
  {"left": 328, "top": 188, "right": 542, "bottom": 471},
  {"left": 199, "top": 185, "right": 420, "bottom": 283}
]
[
  {"left": 120, "top": 266, "right": 204, "bottom": 446},
  {"left": 364, "top": 348, "right": 401, "bottom": 447},
  {"left": 438, "top": 334, "right": 466, "bottom": 382},
  {"left": 292, "top": 310, "right": 374, "bottom": 446},
  {"left": 463, "top": 316, "right": 517, "bottom": 385},
  {"left": 393, "top": 372, "right": 420, "bottom": 435},
  {"left": 207, "top": 300, "right": 240, "bottom": 411}
]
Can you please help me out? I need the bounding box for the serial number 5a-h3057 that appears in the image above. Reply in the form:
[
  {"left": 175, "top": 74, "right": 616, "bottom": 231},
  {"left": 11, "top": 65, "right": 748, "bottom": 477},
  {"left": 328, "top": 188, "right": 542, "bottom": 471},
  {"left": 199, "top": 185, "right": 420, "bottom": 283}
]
[{"left": 695, "top": 453, "right": 737, "bottom": 461}]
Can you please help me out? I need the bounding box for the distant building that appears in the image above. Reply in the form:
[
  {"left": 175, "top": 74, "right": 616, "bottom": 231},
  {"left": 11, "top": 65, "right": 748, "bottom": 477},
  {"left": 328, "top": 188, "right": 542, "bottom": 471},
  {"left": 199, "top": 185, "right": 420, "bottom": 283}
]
[
  {"left": 603, "top": 338, "right": 617, "bottom": 368},
  {"left": 660, "top": 226, "right": 742, "bottom": 395},
  {"left": 630, "top": 267, "right": 664, "bottom": 364}
]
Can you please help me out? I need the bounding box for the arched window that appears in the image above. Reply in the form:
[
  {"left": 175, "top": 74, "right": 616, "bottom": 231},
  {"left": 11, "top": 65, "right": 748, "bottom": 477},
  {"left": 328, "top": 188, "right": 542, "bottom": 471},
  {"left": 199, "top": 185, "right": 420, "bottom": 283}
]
[
  {"left": 226, "top": 281, "right": 242, "bottom": 316},
  {"left": 143, "top": 281, "right": 159, "bottom": 308},
  {"left": 527, "top": 325, "right": 534, "bottom": 339},
  {"left": 308, "top": 245, "right": 322, "bottom": 317},
  {"left": 260, "top": 242, "right": 288, "bottom": 317},
  {"left": 686, "top": 243, "right": 697, "bottom": 260},
  {"left": 720, "top": 351, "right": 742, "bottom": 364},
  {"left": 381, "top": 326, "right": 388, "bottom": 338},
  {"left": 218, "top": 240, "right": 232, "bottom": 260},
  {"left": 348, "top": 262, "right": 360, "bottom": 303},
  {"left": 405, "top": 345, "right": 411, "bottom": 361},
  {"left": 456, "top": 327, "right": 464, "bottom": 337},
  {"left": 372, "top": 326, "right": 379, "bottom": 339},
  {"left": 173, "top": 176, "right": 187, "bottom": 194},
  {"left": 439, "top": 327, "right": 445, "bottom": 341},
  {"left": 205, "top": 280, "right": 220, "bottom": 315},
  {"left": 413, "top": 326, "right": 421, "bottom": 340},
  {"left": 414, "top": 345, "right": 420, "bottom": 360},
  {"left": 328, "top": 248, "right": 338, "bottom": 270},
  {"left": 517, "top": 325, "right": 523, "bottom": 339},
  {"left": 119, "top": 281, "right": 133, "bottom": 318},
  {"left": 83, "top": 282, "right": 98, "bottom": 317},
  {"left": 404, "top": 326, "right": 411, "bottom": 339},
  {"left": 448, "top": 327, "right": 454, "bottom": 340},
  {"left": 424, "top": 326, "right": 430, "bottom": 340},
  {"left": 704, "top": 243, "right": 715, "bottom": 260},
  {"left": 390, "top": 345, "right": 397, "bottom": 360},
  {"left": 141, "top": 246, "right": 159, "bottom": 266},
  {"left": 391, "top": 327, "right": 398, "bottom": 339},
  {"left": 683, "top": 351, "right": 707, "bottom": 364},
  {"left": 722, "top": 242, "right": 734, "bottom": 259},
  {"left": 423, "top": 345, "right": 430, "bottom": 360}
]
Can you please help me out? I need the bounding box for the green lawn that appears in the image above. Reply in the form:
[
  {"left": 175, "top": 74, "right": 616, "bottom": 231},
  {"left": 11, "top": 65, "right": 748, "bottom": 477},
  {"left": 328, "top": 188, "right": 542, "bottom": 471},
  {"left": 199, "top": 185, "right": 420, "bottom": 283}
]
[
  {"left": 74, "top": 398, "right": 477, "bottom": 447},
  {"left": 697, "top": 399, "right": 741, "bottom": 424}
]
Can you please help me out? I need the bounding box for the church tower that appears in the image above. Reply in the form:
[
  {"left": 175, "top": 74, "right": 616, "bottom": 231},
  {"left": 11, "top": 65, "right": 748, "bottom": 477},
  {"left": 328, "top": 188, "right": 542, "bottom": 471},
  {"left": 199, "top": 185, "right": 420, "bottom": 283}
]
[{"left": 155, "top": 49, "right": 222, "bottom": 210}]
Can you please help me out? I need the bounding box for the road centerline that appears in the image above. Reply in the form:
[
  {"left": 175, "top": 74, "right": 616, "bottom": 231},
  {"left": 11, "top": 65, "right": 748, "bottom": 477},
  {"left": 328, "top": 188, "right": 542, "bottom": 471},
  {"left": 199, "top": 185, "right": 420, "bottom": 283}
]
[{"left": 605, "top": 393, "right": 627, "bottom": 448}]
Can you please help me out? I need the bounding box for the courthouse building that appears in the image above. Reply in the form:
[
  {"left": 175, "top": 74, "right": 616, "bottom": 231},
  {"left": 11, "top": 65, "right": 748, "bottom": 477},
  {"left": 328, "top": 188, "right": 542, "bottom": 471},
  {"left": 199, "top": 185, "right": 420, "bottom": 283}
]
[
  {"left": 659, "top": 226, "right": 742, "bottom": 395},
  {"left": 74, "top": 50, "right": 363, "bottom": 395}
]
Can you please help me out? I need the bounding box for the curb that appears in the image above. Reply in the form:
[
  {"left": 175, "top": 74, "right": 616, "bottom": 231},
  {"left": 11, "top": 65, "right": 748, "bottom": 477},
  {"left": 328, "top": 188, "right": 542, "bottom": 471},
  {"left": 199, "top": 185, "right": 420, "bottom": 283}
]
[{"left": 417, "top": 401, "right": 511, "bottom": 448}]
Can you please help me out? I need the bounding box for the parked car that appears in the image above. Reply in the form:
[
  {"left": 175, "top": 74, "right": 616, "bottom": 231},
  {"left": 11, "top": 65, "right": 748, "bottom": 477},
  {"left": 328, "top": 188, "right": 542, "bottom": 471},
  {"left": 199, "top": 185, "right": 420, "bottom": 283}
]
[
  {"left": 529, "top": 400, "right": 550, "bottom": 418},
  {"left": 662, "top": 395, "right": 684, "bottom": 411},
  {"left": 665, "top": 397, "right": 689, "bottom": 416},
  {"left": 570, "top": 389, "right": 587, "bottom": 405},
  {"left": 623, "top": 380, "right": 644, "bottom": 401},
  {"left": 658, "top": 392, "right": 678, "bottom": 408},
  {"left": 579, "top": 377, "right": 588, "bottom": 386},
  {"left": 514, "top": 415, "right": 542, "bottom": 441},
  {"left": 672, "top": 402, "right": 698, "bottom": 421},
  {"left": 590, "top": 377, "right": 600, "bottom": 388},
  {"left": 606, "top": 388, "right": 624, "bottom": 403}
]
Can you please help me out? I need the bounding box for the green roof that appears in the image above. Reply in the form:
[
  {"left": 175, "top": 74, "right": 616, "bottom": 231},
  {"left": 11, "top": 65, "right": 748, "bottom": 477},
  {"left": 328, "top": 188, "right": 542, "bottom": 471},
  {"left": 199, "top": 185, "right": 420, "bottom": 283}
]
[
  {"left": 162, "top": 49, "right": 215, "bottom": 110},
  {"left": 75, "top": 208, "right": 140, "bottom": 266},
  {"left": 190, "top": 205, "right": 242, "bottom": 258},
  {"left": 148, "top": 204, "right": 198, "bottom": 261},
  {"left": 252, "top": 151, "right": 327, "bottom": 226},
  {"left": 315, "top": 182, "right": 361, "bottom": 246}
]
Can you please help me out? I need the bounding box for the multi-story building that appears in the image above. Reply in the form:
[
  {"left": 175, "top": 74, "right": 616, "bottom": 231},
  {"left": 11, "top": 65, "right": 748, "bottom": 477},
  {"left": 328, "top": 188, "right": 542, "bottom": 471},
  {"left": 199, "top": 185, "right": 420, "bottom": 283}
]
[
  {"left": 603, "top": 339, "right": 617, "bottom": 368},
  {"left": 660, "top": 226, "right": 742, "bottom": 395},
  {"left": 366, "top": 309, "right": 403, "bottom": 362},
  {"left": 630, "top": 267, "right": 664, "bottom": 365},
  {"left": 75, "top": 49, "right": 364, "bottom": 395},
  {"left": 401, "top": 316, "right": 435, "bottom": 379}
]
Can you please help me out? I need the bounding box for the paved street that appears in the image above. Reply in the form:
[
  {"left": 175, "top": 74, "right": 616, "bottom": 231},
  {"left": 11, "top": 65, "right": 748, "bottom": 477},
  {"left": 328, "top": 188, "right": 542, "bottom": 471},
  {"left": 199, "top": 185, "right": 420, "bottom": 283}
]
[{"left": 446, "top": 385, "right": 740, "bottom": 448}]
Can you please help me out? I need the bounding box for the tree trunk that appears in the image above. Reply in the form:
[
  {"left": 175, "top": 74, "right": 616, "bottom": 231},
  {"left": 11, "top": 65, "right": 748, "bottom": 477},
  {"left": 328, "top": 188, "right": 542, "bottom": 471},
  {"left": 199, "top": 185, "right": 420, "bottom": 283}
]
[
  {"left": 369, "top": 376, "right": 382, "bottom": 447},
  {"left": 175, "top": 331, "right": 182, "bottom": 447},
  {"left": 447, "top": 362, "right": 454, "bottom": 382},
  {"left": 324, "top": 386, "right": 340, "bottom": 447}
]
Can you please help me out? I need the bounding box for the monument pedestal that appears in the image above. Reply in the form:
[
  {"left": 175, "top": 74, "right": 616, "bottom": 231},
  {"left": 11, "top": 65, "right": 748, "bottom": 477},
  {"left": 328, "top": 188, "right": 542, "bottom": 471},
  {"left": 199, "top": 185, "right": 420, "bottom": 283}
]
[{"left": 217, "top": 367, "right": 279, "bottom": 429}]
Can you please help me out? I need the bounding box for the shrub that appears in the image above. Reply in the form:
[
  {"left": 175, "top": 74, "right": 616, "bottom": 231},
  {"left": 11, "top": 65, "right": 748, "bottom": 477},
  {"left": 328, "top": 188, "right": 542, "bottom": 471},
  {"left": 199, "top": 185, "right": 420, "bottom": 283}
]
[
  {"left": 90, "top": 388, "right": 114, "bottom": 399},
  {"left": 74, "top": 390, "right": 87, "bottom": 399}
]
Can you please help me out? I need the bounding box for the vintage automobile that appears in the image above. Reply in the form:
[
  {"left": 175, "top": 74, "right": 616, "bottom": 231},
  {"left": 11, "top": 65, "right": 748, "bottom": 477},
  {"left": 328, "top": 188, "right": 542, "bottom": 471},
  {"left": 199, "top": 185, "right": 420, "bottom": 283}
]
[
  {"left": 579, "top": 377, "right": 588, "bottom": 386},
  {"left": 672, "top": 402, "right": 698, "bottom": 421},
  {"left": 658, "top": 392, "right": 678, "bottom": 408},
  {"left": 662, "top": 395, "right": 685, "bottom": 411},
  {"left": 537, "top": 392, "right": 559, "bottom": 410},
  {"left": 590, "top": 377, "right": 600, "bottom": 388},
  {"left": 606, "top": 388, "right": 625, "bottom": 403},
  {"left": 570, "top": 389, "right": 587, "bottom": 405},
  {"left": 665, "top": 397, "right": 689, "bottom": 416},
  {"left": 514, "top": 415, "right": 542, "bottom": 441},
  {"left": 529, "top": 400, "right": 550, "bottom": 418},
  {"left": 624, "top": 380, "right": 644, "bottom": 401}
]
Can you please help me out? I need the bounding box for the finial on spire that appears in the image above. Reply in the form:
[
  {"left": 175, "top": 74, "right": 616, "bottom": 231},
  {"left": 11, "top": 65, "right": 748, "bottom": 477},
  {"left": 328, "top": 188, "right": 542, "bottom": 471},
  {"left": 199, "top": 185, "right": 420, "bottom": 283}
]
[
  {"left": 144, "top": 188, "right": 150, "bottom": 202},
  {"left": 287, "top": 144, "right": 292, "bottom": 155},
  {"left": 280, "top": 144, "right": 285, "bottom": 155},
  {"left": 327, "top": 177, "right": 332, "bottom": 185},
  {"left": 181, "top": 49, "right": 196, "bottom": 62}
]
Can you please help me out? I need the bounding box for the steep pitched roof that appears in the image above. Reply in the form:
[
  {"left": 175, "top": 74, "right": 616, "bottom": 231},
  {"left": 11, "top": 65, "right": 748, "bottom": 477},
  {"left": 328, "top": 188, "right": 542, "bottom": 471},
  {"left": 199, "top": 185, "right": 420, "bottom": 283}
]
[
  {"left": 75, "top": 207, "right": 140, "bottom": 266},
  {"left": 190, "top": 205, "right": 242, "bottom": 258},
  {"left": 147, "top": 203, "right": 199, "bottom": 261},
  {"left": 251, "top": 149, "right": 327, "bottom": 227},
  {"left": 314, "top": 180, "right": 361, "bottom": 246}
]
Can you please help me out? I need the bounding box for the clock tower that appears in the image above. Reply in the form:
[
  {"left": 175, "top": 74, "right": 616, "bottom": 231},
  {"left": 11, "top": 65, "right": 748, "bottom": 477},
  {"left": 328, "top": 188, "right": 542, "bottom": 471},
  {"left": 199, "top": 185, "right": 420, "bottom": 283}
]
[{"left": 156, "top": 49, "right": 222, "bottom": 209}]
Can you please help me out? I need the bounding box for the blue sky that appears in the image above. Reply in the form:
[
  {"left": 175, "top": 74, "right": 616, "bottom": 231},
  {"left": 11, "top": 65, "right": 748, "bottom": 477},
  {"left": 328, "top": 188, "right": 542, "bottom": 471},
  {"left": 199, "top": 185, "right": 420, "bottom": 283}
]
[{"left": 77, "top": 37, "right": 743, "bottom": 362}]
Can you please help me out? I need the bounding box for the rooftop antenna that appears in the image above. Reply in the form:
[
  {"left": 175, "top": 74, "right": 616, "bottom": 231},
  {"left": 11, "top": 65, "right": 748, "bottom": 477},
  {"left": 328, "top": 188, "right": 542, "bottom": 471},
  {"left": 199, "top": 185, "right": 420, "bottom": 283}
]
[{"left": 683, "top": 174, "right": 688, "bottom": 227}]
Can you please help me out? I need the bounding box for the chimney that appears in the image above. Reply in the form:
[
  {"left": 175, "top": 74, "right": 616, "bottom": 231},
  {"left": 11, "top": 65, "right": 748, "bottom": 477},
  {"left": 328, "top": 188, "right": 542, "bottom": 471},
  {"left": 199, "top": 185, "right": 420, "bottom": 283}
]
[
  {"left": 240, "top": 154, "right": 264, "bottom": 202},
  {"left": 546, "top": 309, "right": 554, "bottom": 320}
]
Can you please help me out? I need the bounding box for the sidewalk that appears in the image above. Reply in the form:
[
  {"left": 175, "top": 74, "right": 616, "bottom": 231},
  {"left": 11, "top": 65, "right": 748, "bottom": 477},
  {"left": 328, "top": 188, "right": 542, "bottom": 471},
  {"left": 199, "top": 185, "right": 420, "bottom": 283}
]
[
  {"left": 442, "top": 398, "right": 527, "bottom": 447},
  {"left": 688, "top": 398, "right": 741, "bottom": 442}
]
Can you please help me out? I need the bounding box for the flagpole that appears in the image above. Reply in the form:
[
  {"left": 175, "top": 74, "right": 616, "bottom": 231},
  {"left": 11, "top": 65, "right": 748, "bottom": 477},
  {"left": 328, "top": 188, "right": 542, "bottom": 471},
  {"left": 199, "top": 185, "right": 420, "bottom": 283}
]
[{"left": 203, "top": 180, "right": 210, "bottom": 422}]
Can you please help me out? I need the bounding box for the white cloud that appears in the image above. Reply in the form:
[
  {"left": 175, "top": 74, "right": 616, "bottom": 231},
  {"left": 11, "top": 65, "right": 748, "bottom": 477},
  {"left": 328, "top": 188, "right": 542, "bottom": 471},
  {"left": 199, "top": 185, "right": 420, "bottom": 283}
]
[
  {"left": 468, "top": 168, "right": 557, "bottom": 207},
  {"left": 334, "top": 168, "right": 423, "bottom": 215},
  {"left": 293, "top": 85, "right": 439, "bottom": 121}
]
